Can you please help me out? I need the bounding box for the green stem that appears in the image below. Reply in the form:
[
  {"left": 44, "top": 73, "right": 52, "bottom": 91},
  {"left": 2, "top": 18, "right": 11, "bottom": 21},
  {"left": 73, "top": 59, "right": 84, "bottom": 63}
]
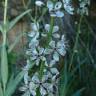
[
  {"left": 4, "top": 0, "right": 8, "bottom": 26},
  {"left": 37, "top": 17, "right": 54, "bottom": 96},
  {"left": 47, "top": 17, "right": 54, "bottom": 47},
  {"left": 2, "top": 0, "right": 8, "bottom": 92},
  {"left": 69, "top": 15, "right": 83, "bottom": 71}
]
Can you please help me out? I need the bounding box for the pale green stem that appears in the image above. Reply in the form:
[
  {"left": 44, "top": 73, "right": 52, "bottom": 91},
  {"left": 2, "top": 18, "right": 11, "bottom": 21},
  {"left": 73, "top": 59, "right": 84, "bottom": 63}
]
[
  {"left": 4, "top": 0, "right": 8, "bottom": 26},
  {"left": 37, "top": 17, "right": 54, "bottom": 96},
  {"left": 2, "top": 0, "right": 8, "bottom": 92}
]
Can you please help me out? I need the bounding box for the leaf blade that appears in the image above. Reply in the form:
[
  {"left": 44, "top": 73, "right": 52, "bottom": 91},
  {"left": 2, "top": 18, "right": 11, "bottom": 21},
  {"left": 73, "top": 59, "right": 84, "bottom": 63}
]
[
  {"left": 8, "top": 9, "right": 31, "bottom": 32},
  {"left": 5, "top": 71, "right": 25, "bottom": 96},
  {"left": 0, "top": 83, "right": 3, "bottom": 96},
  {"left": 1, "top": 46, "right": 8, "bottom": 91}
]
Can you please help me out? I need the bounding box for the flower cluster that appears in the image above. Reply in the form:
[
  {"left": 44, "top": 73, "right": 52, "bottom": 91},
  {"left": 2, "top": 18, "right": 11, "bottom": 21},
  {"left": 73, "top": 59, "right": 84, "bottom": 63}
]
[
  {"left": 77, "top": 0, "right": 90, "bottom": 15},
  {"left": 20, "top": 20, "right": 66, "bottom": 95},
  {"left": 20, "top": 0, "right": 91, "bottom": 96}
]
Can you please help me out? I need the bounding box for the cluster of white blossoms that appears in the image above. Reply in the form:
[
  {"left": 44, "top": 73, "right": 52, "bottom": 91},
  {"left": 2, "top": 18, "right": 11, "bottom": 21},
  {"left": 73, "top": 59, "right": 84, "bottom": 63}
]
[
  {"left": 77, "top": 0, "right": 90, "bottom": 15},
  {"left": 20, "top": 21, "right": 66, "bottom": 95},
  {"left": 19, "top": 0, "right": 90, "bottom": 96}
]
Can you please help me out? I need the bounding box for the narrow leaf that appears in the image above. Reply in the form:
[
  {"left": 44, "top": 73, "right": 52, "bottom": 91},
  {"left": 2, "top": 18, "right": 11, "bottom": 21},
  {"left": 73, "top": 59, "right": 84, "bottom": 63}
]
[
  {"left": 72, "top": 88, "right": 85, "bottom": 96},
  {"left": 8, "top": 9, "right": 31, "bottom": 32},
  {"left": 5, "top": 71, "right": 25, "bottom": 96},
  {"left": 0, "top": 83, "right": 3, "bottom": 96},
  {"left": 0, "top": 25, "right": 3, "bottom": 33},
  {"left": 1, "top": 46, "right": 8, "bottom": 91}
]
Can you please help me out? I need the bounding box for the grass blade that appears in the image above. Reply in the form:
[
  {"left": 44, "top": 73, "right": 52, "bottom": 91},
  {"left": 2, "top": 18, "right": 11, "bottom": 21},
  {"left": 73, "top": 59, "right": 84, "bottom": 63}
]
[
  {"left": 5, "top": 70, "right": 25, "bottom": 96},
  {"left": 0, "top": 25, "right": 3, "bottom": 33},
  {"left": 72, "top": 88, "right": 85, "bottom": 96},
  {"left": 1, "top": 46, "right": 8, "bottom": 91},
  {"left": 0, "top": 83, "right": 3, "bottom": 96},
  {"left": 8, "top": 9, "right": 31, "bottom": 32}
]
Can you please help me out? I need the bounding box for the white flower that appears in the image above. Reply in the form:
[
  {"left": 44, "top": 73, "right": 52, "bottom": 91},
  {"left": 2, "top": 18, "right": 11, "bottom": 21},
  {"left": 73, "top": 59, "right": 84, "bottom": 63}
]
[
  {"left": 63, "top": 0, "right": 74, "bottom": 15},
  {"left": 28, "top": 22, "right": 39, "bottom": 39},
  {"left": 44, "top": 60, "right": 59, "bottom": 78},
  {"left": 47, "top": 1, "right": 64, "bottom": 17},
  {"left": 35, "top": 1, "right": 44, "bottom": 6},
  {"left": 19, "top": 74, "right": 36, "bottom": 96},
  {"left": 28, "top": 22, "right": 40, "bottom": 49},
  {"left": 29, "top": 39, "right": 39, "bottom": 49},
  {"left": 77, "top": 7, "right": 88, "bottom": 15},
  {"left": 23, "top": 60, "right": 31, "bottom": 71},
  {"left": 47, "top": 75, "right": 59, "bottom": 95},
  {"left": 77, "top": 0, "right": 90, "bottom": 15},
  {"left": 19, "top": 82, "right": 36, "bottom": 96},
  {"left": 30, "top": 22, "right": 39, "bottom": 31},
  {"left": 42, "top": 24, "right": 60, "bottom": 38},
  {"left": 31, "top": 72, "right": 50, "bottom": 96},
  {"left": 45, "top": 37, "right": 66, "bottom": 61},
  {"left": 31, "top": 47, "right": 46, "bottom": 66},
  {"left": 24, "top": 71, "right": 29, "bottom": 85}
]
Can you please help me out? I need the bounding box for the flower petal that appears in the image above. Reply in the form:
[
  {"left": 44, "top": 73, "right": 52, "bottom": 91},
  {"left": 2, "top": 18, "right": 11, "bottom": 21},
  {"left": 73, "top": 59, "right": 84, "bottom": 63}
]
[
  {"left": 29, "top": 82, "right": 37, "bottom": 96},
  {"left": 52, "top": 33, "right": 60, "bottom": 38},
  {"left": 49, "top": 60, "right": 56, "bottom": 67},
  {"left": 29, "top": 39, "right": 39, "bottom": 48},
  {"left": 36, "top": 59, "right": 40, "bottom": 66},
  {"left": 56, "top": 11, "right": 64, "bottom": 17},
  {"left": 53, "top": 26, "right": 59, "bottom": 33},
  {"left": 50, "top": 13, "right": 57, "bottom": 17},
  {"left": 49, "top": 40, "right": 55, "bottom": 48},
  {"left": 55, "top": 2, "right": 62, "bottom": 10},
  {"left": 41, "top": 33, "right": 47, "bottom": 37},
  {"left": 64, "top": 4, "right": 74, "bottom": 15},
  {"left": 24, "top": 71, "right": 29, "bottom": 84},
  {"left": 44, "top": 24, "right": 50, "bottom": 32},
  {"left": 28, "top": 31, "right": 36, "bottom": 37},
  {"left": 50, "top": 68, "right": 59, "bottom": 75},
  {"left": 35, "top": 1, "right": 44, "bottom": 7},
  {"left": 32, "top": 73, "right": 40, "bottom": 83},
  {"left": 53, "top": 52, "right": 59, "bottom": 61},
  {"left": 29, "top": 82, "right": 37, "bottom": 90},
  {"left": 40, "top": 86, "right": 47, "bottom": 96},
  {"left": 57, "top": 47, "right": 66, "bottom": 56},
  {"left": 30, "top": 90, "right": 36, "bottom": 96},
  {"left": 31, "top": 22, "right": 39, "bottom": 31},
  {"left": 44, "top": 48, "right": 53, "bottom": 54},
  {"left": 19, "top": 85, "right": 28, "bottom": 91},
  {"left": 39, "top": 47, "right": 44, "bottom": 55},
  {"left": 31, "top": 23, "right": 39, "bottom": 31},
  {"left": 47, "top": 0, "right": 53, "bottom": 11}
]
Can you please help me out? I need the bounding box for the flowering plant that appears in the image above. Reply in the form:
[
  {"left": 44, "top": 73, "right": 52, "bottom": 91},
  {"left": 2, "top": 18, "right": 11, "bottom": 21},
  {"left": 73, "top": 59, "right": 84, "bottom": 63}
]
[{"left": 19, "top": 0, "right": 91, "bottom": 96}]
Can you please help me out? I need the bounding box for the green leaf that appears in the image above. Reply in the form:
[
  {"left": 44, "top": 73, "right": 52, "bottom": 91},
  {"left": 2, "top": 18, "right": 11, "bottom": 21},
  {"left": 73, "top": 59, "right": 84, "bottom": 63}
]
[
  {"left": 5, "top": 70, "right": 25, "bottom": 96},
  {"left": 72, "top": 88, "right": 85, "bottom": 96},
  {"left": 0, "top": 83, "right": 3, "bottom": 96},
  {"left": 7, "top": 9, "right": 31, "bottom": 32},
  {"left": 0, "top": 25, "right": 3, "bottom": 33},
  {"left": 1, "top": 46, "right": 8, "bottom": 91},
  {"left": 8, "top": 32, "right": 26, "bottom": 53}
]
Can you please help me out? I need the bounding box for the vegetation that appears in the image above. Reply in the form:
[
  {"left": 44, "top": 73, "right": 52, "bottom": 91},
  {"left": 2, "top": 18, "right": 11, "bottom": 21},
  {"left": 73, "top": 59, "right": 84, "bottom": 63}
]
[{"left": 0, "top": 0, "right": 96, "bottom": 96}]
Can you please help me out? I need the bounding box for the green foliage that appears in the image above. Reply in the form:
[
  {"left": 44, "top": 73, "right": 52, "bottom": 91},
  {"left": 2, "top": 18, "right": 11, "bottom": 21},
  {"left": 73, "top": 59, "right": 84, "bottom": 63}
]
[
  {"left": 0, "top": 0, "right": 31, "bottom": 96},
  {"left": 0, "top": 83, "right": 3, "bottom": 96},
  {"left": 1, "top": 45, "right": 8, "bottom": 92},
  {"left": 4, "top": 71, "right": 25, "bottom": 96}
]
